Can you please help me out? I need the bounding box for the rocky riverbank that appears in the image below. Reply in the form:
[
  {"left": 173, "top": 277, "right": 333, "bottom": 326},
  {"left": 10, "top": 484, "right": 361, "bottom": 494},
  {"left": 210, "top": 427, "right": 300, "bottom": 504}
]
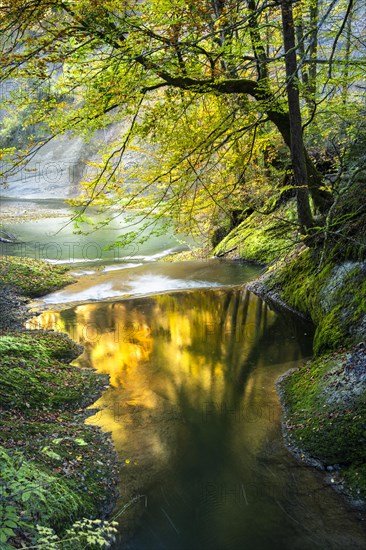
[
  {"left": 276, "top": 345, "right": 366, "bottom": 507},
  {"left": 0, "top": 256, "right": 119, "bottom": 548},
  {"left": 242, "top": 245, "right": 366, "bottom": 508},
  {"left": 0, "top": 200, "right": 69, "bottom": 224}
]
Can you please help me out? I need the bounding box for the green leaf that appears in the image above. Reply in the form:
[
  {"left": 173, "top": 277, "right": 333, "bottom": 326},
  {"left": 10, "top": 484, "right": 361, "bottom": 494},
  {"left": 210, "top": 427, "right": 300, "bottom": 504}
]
[
  {"left": 4, "top": 520, "right": 18, "bottom": 529},
  {"left": 74, "top": 438, "right": 88, "bottom": 446},
  {"left": 40, "top": 446, "right": 62, "bottom": 460},
  {"left": 0, "top": 527, "right": 15, "bottom": 541}
]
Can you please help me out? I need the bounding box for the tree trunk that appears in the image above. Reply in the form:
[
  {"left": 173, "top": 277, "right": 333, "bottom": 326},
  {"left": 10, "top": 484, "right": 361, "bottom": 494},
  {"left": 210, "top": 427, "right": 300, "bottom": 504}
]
[
  {"left": 308, "top": 0, "right": 319, "bottom": 99},
  {"left": 281, "top": 0, "right": 314, "bottom": 233}
]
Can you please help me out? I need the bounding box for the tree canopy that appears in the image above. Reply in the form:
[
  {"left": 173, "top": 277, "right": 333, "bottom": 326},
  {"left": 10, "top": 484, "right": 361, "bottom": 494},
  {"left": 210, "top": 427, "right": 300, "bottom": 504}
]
[{"left": 0, "top": 0, "right": 365, "bottom": 244}]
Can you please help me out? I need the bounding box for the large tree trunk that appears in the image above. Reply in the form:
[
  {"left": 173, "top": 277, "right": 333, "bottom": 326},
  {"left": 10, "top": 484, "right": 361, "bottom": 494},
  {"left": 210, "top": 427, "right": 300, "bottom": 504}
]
[
  {"left": 264, "top": 106, "right": 332, "bottom": 214},
  {"left": 281, "top": 0, "right": 314, "bottom": 233}
]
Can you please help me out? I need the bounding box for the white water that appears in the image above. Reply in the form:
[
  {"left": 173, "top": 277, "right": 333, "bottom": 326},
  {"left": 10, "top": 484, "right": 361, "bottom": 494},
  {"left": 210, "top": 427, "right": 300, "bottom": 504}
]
[{"left": 35, "top": 260, "right": 259, "bottom": 306}]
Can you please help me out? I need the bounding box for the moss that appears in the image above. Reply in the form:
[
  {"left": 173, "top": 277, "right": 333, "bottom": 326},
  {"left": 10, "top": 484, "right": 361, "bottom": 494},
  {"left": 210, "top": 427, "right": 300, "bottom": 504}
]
[
  {"left": 161, "top": 247, "right": 209, "bottom": 262},
  {"left": 0, "top": 256, "right": 74, "bottom": 297},
  {"left": 342, "top": 464, "right": 366, "bottom": 501},
  {"left": 313, "top": 306, "right": 346, "bottom": 356},
  {"left": 314, "top": 264, "right": 366, "bottom": 355},
  {"left": 214, "top": 200, "right": 298, "bottom": 264},
  {"left": 0, "top": 357, "right": 104, "bottom": 410},
  {"left": 280, "top": 349, "right": 366, "bottom": 496},
  {"left": 267, "top": 250, "right": 366, "bottom": 356},
  {"left": 287, "top": 405, "right": 366, "bottom": 464},
  {"left": 266, "top": 248, "right": 330, "bottom": 320},
  {"left": 0, "top": 331, "right": 82, "bottom": 362},
  {"left": 0, "top": 331, "right": 106, "bottom": 412}
]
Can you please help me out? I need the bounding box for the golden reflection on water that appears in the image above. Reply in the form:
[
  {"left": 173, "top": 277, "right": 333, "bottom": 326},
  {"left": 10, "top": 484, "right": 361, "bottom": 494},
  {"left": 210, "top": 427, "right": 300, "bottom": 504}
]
[
  {"left": 30, "top": 287, "right": 310, "bottom": 521},
  {"left": 29, "top": 289, "right": 300, "bottom": 458}
]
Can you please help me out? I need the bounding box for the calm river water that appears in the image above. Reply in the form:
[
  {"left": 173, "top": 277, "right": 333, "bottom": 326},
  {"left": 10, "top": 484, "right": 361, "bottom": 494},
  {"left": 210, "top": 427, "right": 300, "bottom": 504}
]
[{"left": 29, "top": 260, "right": 366, "bottom": 550}]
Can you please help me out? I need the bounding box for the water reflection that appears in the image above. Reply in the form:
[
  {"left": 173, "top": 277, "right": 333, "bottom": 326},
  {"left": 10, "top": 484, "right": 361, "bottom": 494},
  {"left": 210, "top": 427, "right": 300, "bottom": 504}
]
[
  {"left": 30, "top": 288, "right": 366, "bottom": 550},
  {"left": 31, "top": 289, "right": 304, "bottom": 415}
]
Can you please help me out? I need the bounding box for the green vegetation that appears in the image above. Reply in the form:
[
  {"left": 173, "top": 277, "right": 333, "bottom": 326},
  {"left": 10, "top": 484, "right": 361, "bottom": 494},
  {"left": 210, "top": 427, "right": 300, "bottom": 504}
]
[
  {"left": 0, "top": 329, "right": 118, "bottom": 547},
  {"left": 0, "top": 332, "right": 102, "bottom": 410},
  {"left": 265, "top": 249, "right": 366, "bottom": 356},
  {"left": 35, "top": 520, "right": 118, "bottom": 549},
  {"left": 0, "top": 0, "right": 365, "bottom": 524},
  {"left": 1, "top": 446, "right": 118, "bottom": 548},
  {"left": 279, "top": 351, "right": 366, "bottom": 500},
  {"left": 0, "top": 331, "right": 82, "bottom": 363},
  {"left": 0, "top": 261, "right": 118, "bottom": 548},
  {"left": 0, "top": 257, "right": 74, "bottom": 297},
  {"left": 214, "top": 200, "right": 298, "bottom": 264},
  {"left": 0, "top": 445, "right": 82, "bottom": 545}
]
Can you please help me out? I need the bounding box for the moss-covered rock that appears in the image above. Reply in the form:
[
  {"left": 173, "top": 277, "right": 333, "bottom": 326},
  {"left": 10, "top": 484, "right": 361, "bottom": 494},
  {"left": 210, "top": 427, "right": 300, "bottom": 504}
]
[
  {"left": 265, "top": 249, "right": 366, "bottom": 356},
  {"left": 0, "top": 355, "right": 104, "bottom": 411},
  {"left": 214, "top": 199, "right": 299, "bottom": 264},
  {"left": 278, "top": 347, "right": 366, "bottom": 499},
  {"left": 0, "top": 330, "right": 82, "bottom": 362},
  {"left": 343, "top": 464, "right": 366, "bottom": 501},
  {"left": 0, "top": 331, "right": 97, "bottom": 411},
  {"left": 0, "top": 256, "right": 74, "bottom": 297}
]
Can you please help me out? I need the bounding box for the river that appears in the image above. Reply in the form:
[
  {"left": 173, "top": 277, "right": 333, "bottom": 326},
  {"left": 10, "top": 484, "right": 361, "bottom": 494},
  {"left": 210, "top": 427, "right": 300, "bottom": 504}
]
[{"left": 3, "top": 200, "right": 365, "bottom": 549}]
